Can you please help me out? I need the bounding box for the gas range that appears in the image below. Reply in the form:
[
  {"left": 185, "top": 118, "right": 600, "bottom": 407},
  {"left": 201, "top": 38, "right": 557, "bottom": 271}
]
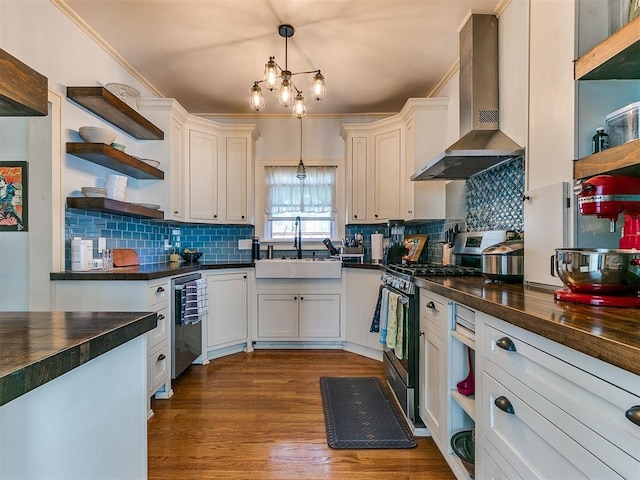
[{"left": 383, "top": 263, "right": 481, "bottom": 295}]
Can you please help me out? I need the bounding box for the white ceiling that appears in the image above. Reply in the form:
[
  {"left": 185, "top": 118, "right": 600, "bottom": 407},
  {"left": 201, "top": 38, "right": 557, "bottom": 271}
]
[{"left": 61, "top": 0, "right": 504, "bottom": 116}]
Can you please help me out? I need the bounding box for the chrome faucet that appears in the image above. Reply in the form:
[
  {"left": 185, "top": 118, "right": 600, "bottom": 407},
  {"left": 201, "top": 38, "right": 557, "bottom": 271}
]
[{"left": 293, "top": 216, "right": 302, "bottom": 259}]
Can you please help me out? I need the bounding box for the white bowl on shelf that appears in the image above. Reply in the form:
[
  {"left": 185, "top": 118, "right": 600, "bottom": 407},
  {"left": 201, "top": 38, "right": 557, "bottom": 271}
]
[
  {"left": 81, "top": 187, "right": 107, "bottom": 198},
  {"left": 78, "top": 126, "right": 116, "bottom": 144},
  {"left": 138, "top": 158, "right": 160, "bottom": 168}
]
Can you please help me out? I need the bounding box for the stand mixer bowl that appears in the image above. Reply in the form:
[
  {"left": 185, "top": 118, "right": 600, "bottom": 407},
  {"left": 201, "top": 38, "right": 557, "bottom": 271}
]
[{"left": 554, "top": 248, "right": 640, "bottom": 294}]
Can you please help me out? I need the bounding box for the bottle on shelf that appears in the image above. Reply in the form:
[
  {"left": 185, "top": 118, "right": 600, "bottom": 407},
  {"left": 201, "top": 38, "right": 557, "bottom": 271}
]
[{"left": 592, "top": 127, "right": 609, "bottom": 153}]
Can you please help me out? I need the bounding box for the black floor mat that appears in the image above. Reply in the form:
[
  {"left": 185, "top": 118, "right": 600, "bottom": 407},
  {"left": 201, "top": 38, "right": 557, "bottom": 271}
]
[{"left": 319, "top": 376, "right": 416, "bottom": 449}]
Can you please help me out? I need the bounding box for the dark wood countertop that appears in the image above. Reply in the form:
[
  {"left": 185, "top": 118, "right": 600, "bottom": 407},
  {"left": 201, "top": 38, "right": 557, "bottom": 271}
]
[
  {"left": 414, "top": 276, "right": 640, "bottom": 376},
  {"left": 0, "top": 311, "right": 157, "bottom": 407},
  {"left": 50, "top": 261, "right": 255, "bottom": 281}
]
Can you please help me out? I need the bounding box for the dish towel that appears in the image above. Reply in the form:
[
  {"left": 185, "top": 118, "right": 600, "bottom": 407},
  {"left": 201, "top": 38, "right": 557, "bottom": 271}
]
[
  {"left": 379, "top": 288, "right": 390, "bottom": 345},
  {"left": 394, "top": 299, "right": 405, "bottom": 360},
  {"left": 385, "top": 291, "right": 399, "bottom": 350},
  {"left": 181, "top": 278, "right": 208, "bottom": 325},
  {"left": 370, "top": 285, "right": 385, "bottom": 333}
]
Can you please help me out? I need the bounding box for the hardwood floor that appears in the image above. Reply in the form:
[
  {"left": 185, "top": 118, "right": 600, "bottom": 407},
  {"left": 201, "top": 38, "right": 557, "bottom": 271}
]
[{"left": 148, "top": 349, "right": 455, "bottom": 480}]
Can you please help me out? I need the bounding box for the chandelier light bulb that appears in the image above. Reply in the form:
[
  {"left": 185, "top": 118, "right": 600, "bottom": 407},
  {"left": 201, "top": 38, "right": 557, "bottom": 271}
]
[
  {"left": 310, "top": 72, "right": 327, "bottom": 101},
  {"left": 293, "top": 93, "right": 306, "bottom": 118},
  {"left": 249, "top": 83, "right": 265, "bottom": 111},
  {"left": 264, "top": 57, "right": 279, "bottom": 91},
  {"left": 279, "top": 79, "right": 294, "bottom": 107}
]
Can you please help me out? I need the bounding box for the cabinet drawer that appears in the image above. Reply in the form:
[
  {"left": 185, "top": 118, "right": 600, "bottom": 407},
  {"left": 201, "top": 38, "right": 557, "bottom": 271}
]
[
  {"left": 419, "top": 291, "right": 446, "bottom": 339},
  {"left": 482, "top": 371, "right": 622, "bottom": 479},
  {"left": 483, "top": 320, "right": 640, "bottom": 474},
  {"left": 147, "top": 306, "right": 168, "bottom": 351},
  {"left": 147, "top": 281, "right": 169, "bottom": 309},
  {"left": 149, "top": 341, "right": 169, "bottom": 395}
]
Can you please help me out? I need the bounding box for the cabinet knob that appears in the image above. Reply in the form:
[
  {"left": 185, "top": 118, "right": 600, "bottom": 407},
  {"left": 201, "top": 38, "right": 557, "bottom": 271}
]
[
  {"left": 496, "top": 337, "right": 516, "bottom": 352},
  {"left": 495, "top": 396, "right": 515, "bottom": 414},
  {"left": 419, "top": 331, "right": 424, "bottom": 336},
  {"left": 156, "top": 286, "right": 165, "bottom": 293},
  {"left": 157, "top": 314, "right": 165, "bottom": 321},
  {"left": 157, "top": 353, "right": 166, "bottom": 362},
  {"left": 354, "top": 215, "right": 358, "bottom": 219},
  {"left": 425, "top": 301, "right": 435, "bottom": 310},
  {"left": 174, "top": 211, "right": 179, "bottom": 215},
  {"left": 374, "top": 214, "right": 379, "bottom": 218},
  {"left": 241, "top": 215, "right": 245, "bottom": 219},
  {"left": 625, "top": 406, "right": 640, "bottom": 427},
  {"left": 243, "top": 275, "right": 247, "bottom": 279},
  {"left": 293, "top": 296, "right": 297, "bottom": 301},
  {"left": 300, "top": 296, "right": 304, "bottom": 301},
  {"left": 214, "top": 214, "right": 218, "bottom": 219}
]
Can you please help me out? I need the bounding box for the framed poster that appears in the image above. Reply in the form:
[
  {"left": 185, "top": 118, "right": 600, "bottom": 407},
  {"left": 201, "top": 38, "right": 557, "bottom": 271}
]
[{"left": 0, "top": 161, "right": 28, "bottom": 231}]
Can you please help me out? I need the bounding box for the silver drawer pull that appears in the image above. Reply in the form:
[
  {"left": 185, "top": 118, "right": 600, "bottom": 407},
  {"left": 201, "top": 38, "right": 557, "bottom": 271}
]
[
  {"left": 496, "top": 337, "right": 516, "bottom": 352},
  {"left": 157, "top": 353, "right": 166, "bottom": 362},
  {"left": 625, "top": 406, "right": 640, "bottom": 427},
  {"left": 495, "top": 396, "right": 515, "bottom": 414}
]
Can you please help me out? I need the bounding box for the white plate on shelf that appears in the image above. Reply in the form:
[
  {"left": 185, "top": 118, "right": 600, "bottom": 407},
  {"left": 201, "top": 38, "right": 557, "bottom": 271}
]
[
  {"left": 132, "top": 203, "right": 161, "bottom": 210},
  {"left": 136, "top": 158, "right": 161, "bottom": 168}
]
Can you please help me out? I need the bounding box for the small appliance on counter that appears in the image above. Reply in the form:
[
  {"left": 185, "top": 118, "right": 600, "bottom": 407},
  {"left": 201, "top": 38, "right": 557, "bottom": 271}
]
[
  {"left": 384, "top": 219, "right": 408, "bottom": 264},
  {"left": 553, "top": 175, "right": 640, "bottom": 307},
  {"left": 481, "top": 238, "right": 524, "bottom": 283}
]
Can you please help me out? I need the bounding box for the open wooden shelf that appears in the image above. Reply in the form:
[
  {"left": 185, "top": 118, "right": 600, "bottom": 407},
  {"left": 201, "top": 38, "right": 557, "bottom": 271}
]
[
  {"left": 67, "top": 86, "right": 164, "bottom": 140},
  {"left": 0, "top": 48, "right": 48, "bottom": 116},
  {"left": 67, "top": 197, "right": 164, "bottom": 219},
  {"left": 573, "top": 138, "right": 640, "bottom": 179},
  {"left": 575, "top": 17, "right": 640, "bottom": 80},
  {"left": 67, "top": 143, "right": 164, "bottom": 180}
]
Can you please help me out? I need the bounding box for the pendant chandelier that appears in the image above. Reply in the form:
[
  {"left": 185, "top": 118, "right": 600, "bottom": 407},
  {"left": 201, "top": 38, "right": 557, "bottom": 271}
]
[
  {"left": 249, "top": 24, "right": 327, "bottom": 118},
  {"left": 297, "top": 117, "right": 306, "bottom": 180}
]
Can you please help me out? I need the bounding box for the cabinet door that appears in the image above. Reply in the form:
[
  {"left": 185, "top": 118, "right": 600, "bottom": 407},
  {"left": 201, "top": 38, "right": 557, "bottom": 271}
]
[
  {"left": 298, "top": 294, "right": 340, "bottom": 338},
  {"left": 257, "top": 294, "right": 298, "bottom": 338},
  {"left": 169, "top": 117, "right": 186, "bottom": 221},
  {"left": 189, "top": 128, "right": 219, "bottom": 221},
  {"left": 348, "top": 135, "right": 369, "bottom": 223},
  {"left": 206, "top": 272, "right": 248, "bottom": 349},
  {"left": 224, "top": 136, "right": 248, "bottom": 223},
  {"left": 374, "top": 128, "right": 402, "bottom": 221},
  {"left": 345, "top": 269, "right": 383, "bottom": 352},
  {"left": 423, "top": 331, "right": 445, "bottom": 446}
]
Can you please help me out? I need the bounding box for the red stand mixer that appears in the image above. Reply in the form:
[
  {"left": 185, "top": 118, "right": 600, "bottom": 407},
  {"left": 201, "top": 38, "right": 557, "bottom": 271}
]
[{"left": 554, "top": 175, "right": 640, "bottom": 307}]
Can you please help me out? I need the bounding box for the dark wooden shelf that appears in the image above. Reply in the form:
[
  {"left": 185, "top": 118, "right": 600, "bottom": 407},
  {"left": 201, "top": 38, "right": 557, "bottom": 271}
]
[
  {"left": 67, "top": 197, "right": 165, "bottom": 219},
  {"left": 66, "top": 86, "right": 164, "bottom": 140},
  {"left": 575, "top": 17, "right": 640, "bottom": 80},
  {"left": 67, "top": 143, "right": 164, "bottom": 180},
  {"left": 573, "top": 139, "right": 640, "bottom": 179},
  {"left": 0, "top": 48, "right": 48, "bottom": 116}
]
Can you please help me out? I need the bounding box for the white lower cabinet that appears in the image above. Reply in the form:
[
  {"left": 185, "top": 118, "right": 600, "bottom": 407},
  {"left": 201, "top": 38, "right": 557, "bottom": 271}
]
[
  {"left": 478, "top": 314, "right": 640, "bottom": 480},
  {"left": 52, "top": 278, "right": 173, "bottom": 418},
  {"left": 257, "top": 293, "right": 340, "bottom": 340},
  {"left": 205, "top": 270, "right": 250, "bottom": 357},
  {"left": 418, "top": 289, "right": 448, "bottom": 450},
  {"left": 344, "top": 269, "right": 383, "bottom": 359}
]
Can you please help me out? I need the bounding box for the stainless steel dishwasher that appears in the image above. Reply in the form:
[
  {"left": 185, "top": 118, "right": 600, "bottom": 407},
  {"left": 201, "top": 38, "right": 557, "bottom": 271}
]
[{"left": 171, "top": 272, "right": 203, "bottom": 378}]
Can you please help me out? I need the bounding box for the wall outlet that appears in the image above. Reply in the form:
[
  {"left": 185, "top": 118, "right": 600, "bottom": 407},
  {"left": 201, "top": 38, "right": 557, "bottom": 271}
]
[
  {"left": 164, "top": 239, "right": 172, "bottom": 250},
  {"left": 238, "top": 239, "right": 252, "bottom": 250}
]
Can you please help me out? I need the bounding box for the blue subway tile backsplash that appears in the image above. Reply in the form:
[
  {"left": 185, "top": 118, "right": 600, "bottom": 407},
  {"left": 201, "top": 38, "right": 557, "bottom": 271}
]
[{"left": 64, "top": 158, "right": 524, "bottom": 269}]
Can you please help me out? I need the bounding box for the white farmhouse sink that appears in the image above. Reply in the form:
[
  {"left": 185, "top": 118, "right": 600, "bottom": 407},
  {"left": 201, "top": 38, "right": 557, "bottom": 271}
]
[{"left": 255, "top": 258, "right": 342, "bottom": 279}]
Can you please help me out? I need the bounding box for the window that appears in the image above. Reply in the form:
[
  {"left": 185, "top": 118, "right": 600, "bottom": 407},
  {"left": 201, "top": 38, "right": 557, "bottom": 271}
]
[{"left": 265, "top": 166, "right": 336, "bottom": 240}]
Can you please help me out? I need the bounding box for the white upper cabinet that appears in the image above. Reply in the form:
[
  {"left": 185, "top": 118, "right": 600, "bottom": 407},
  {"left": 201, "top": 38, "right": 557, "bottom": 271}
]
[{"left": 188, "top": 123, "right": 220, "bottom": 222}]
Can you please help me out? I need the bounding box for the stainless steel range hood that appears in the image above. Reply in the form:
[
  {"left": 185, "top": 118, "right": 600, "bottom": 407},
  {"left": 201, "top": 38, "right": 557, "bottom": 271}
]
[{"left": 411, "top": 14, "right": 523, "bottom": 181}]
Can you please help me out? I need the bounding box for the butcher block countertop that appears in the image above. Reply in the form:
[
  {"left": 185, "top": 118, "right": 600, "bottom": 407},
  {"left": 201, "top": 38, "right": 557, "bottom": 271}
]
[
  {"left": 0, "top": 311, "right": 157, "bottom": 407},
  {"left": 414, "top": 276, "right": 640, "bottom": 376}
]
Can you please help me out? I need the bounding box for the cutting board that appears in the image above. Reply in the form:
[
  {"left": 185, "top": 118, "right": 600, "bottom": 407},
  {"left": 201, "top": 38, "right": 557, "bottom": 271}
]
[{"left": 113, "top": 249, "right": 139, "bottom": 267}]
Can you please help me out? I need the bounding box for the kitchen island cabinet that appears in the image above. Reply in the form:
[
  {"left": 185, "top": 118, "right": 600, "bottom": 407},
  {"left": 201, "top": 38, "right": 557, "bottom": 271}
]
[
  {"left": 413, "top": 276, "right": 640, "bottom": 480},
  {"left": 0, "top": 311, "right": 155, "bottom": 479}
]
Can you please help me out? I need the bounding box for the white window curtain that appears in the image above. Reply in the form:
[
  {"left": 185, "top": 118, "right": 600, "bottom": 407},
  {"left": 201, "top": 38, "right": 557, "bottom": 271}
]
[{"left": 265, "top": 166, "right": 336, "bottom": 215}]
